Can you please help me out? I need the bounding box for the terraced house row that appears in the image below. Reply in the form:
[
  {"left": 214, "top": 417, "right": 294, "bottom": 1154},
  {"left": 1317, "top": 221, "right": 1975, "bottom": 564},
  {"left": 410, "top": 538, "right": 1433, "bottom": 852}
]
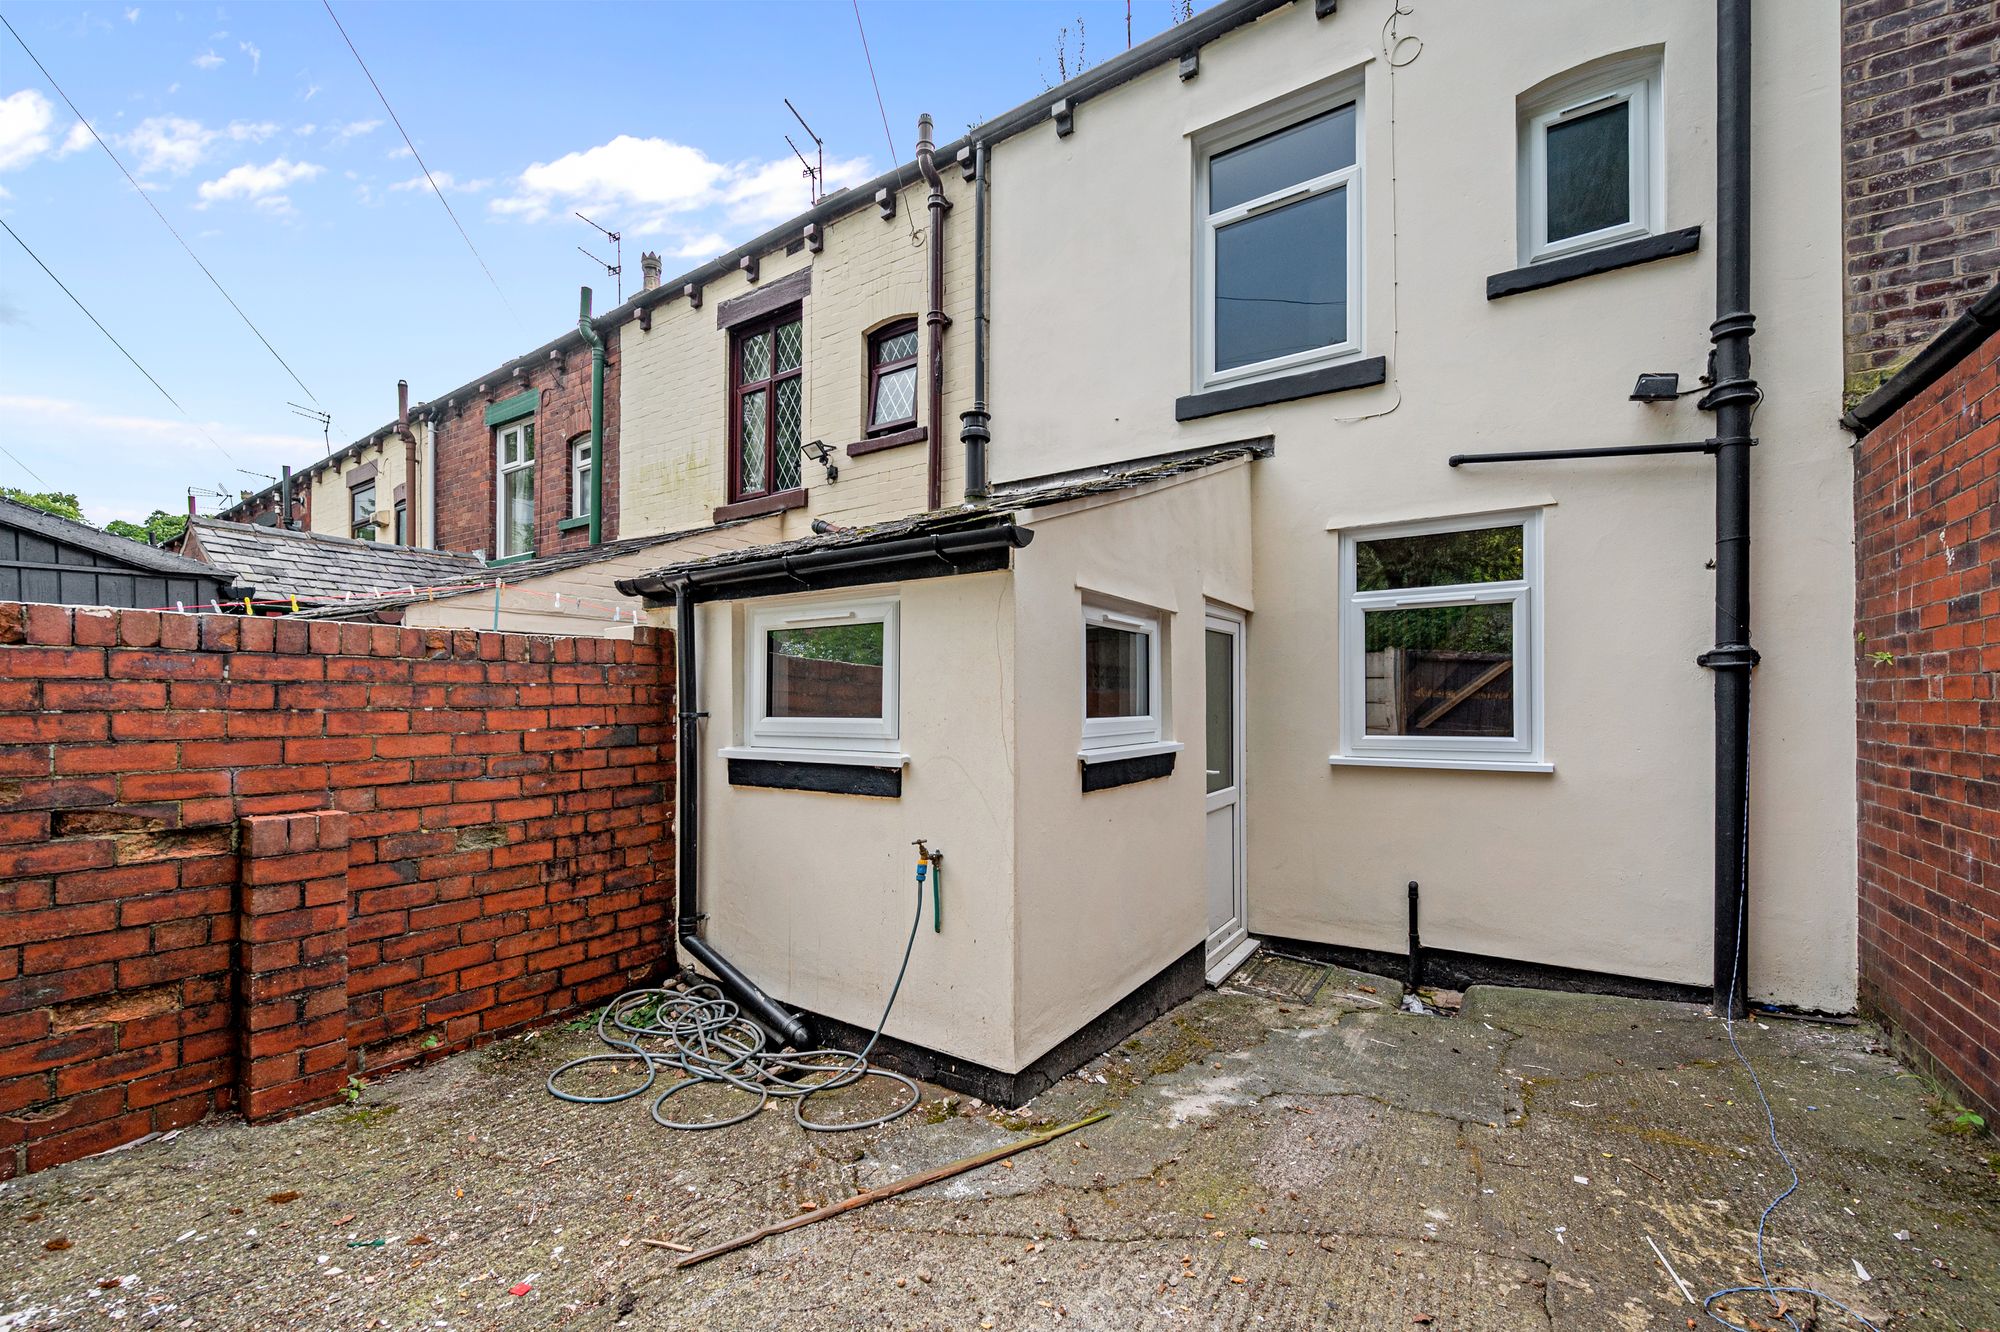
[{"left": 161, "top": 0, "right": 1995, "bottom": 1112}]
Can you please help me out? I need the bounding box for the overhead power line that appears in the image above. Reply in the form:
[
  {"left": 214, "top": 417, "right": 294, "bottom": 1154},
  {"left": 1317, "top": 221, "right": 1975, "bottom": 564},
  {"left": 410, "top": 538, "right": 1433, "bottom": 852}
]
[
  {"left": 322, "top": 0, "right": 520, "bottom": 328},
  {"left": 2, "top": 217, "right": 238, "bottom": 465},
  {"left": 0, "top": 11, "right": 321, "bottom": 406},
  {"left": 851, "top": 0, "right": 921, "bottom": 244}
]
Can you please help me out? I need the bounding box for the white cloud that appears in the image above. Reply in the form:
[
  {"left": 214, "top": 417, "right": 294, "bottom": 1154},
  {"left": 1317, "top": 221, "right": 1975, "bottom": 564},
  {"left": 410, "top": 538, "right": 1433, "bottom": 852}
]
[
  {"left": 329, "top": 118, "right": 381, "bottom": 144},
  {"left": 0, "top": 90, "right": 56, "bottom": 172},
  {"left": 195, "top": 155, "right": 321, "bottom": 207},
  {"left": 56, "top": 121, "right": 95, "bottom": 157},
  {"left": 384, "top": 143, "right": 412, "bottom": 161},
  {"left": 124, "top": 115, "right": 212, "bottom": 174},
  {"left": 226, "top": 120, "right": 280, "bottom": 142},
  {"left": 490, "top": 133, "right": 872, "bottom": 246},
  {"left": 294, "top": 122, "right": 316, "bottom": 137},
  {"left": 389, "top": 170, "right": 489, "bottom": 195},
  {"left": 239, "top": 40, "right": 260, "bottom": 74},
  {"left": 670, "top": 232, "right": 730, "bottom": 259},
  {"left": 301, "top": 83, "right": 321, "bottom": 102},
  {"left": 192, "top": 48, "right": 224, "bottom": 70},
  {"left": 125, "top": 6, "right": 141, "bottom": 21}
]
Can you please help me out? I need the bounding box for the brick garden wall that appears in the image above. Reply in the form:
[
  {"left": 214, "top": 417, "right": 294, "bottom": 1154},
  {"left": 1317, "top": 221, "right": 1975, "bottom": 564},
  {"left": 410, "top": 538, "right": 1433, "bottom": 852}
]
[
  {"left": 0, "top": 603, "right": 674, "bottom": 1176},
  {"left": 1842, "top": 0, "right": 2000, "bottom": 397},
  {"left": 431, "top": 336, "right": 620, "bottom": 559},
  {"left": 1854, "top": 330, "right": 1999, "bottom": 1120}
]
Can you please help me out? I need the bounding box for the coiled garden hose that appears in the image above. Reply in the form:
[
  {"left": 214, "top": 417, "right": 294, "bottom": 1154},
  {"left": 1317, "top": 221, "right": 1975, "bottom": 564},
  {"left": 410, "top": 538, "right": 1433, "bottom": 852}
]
[{"left": 547, "top": 868, "right": 927, "bottom": 1133}]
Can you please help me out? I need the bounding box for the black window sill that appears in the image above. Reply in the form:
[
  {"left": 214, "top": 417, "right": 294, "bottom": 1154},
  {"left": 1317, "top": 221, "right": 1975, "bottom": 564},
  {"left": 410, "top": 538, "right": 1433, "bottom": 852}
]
[
  {"left": 713, "top": 487, "right": 807, "bottom": 523},
  {"left": 1486, "top": 226, "right": 1702, "bottom": 300},
  {"left": 845, "top": 424, "right": 927, "bottom": 458},
  {"left": 728, "top": 757, "right": 901, "bottom": 797},
  {"left": 1175, "top": 357, "right": 1387, "bottom": 422},
  {"left": 1080, "top": 750, "right": 1176, "bottom": 792}
]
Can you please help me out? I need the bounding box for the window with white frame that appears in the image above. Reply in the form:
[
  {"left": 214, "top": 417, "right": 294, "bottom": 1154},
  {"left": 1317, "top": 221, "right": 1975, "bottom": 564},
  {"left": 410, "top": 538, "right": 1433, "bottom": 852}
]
[
  {"left": 743, "top": 596, "right": 899, "bottom": 755},
  {"left": 1195, "top": 89, "right": 1361, "bottom": 391},
  {"left": 1338, "top": 513, "right": 1543, "bottom": 769},
  {"left": 570, "top": 436, "right": 593, "bottom": 520},
  {"left": 1081, "top": 602, "right": 1164, "bottom": 755},
  {"left": 1519, "top": 56, "right": 1662, "bottom": 264},
  {"left": 495, "top": 421, "right": 535, "bottom": 558}
]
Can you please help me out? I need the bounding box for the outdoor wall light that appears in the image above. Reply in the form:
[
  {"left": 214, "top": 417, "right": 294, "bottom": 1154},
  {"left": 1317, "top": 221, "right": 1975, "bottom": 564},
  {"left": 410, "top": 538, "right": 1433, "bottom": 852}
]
[{"left": 802, "top": 439, "right": 838, "bottom": 483}]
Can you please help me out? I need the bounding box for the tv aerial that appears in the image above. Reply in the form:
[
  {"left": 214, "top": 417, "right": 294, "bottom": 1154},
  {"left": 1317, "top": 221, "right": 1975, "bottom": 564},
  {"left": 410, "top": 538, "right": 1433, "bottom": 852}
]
[
  {"left": 786, "top": 98, "right": 825, "bottom": 205},
  {"left": 289, "top": 402, "right": 332, "bottom": 455},
  {"left": 576, "top": 212, "right": 623, "bottom": 305}
]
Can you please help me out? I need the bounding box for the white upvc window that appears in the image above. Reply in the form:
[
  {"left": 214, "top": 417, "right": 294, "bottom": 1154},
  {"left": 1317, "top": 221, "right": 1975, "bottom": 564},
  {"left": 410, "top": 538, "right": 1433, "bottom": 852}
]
[
  {"left": 1081, "top": 601, "right": 1165, "bottom": 755},
  {"left": 1335, "top": 512, "right": 1547, "bottom": 772},
  {"left": 495, "top": 422, "right": 535, "bottom": 558},
  {"left": 1519, "top": 56, "right": 1663, "bottom": 265},
  {"left": 1194, "top": 84, "right": 1362, "bottom": 392},
  {"left": 741, "top": 595, "right": 900, "bottom": 756},
  {"left": 570, "top": 437, "right": 593, "bottom": 520}
]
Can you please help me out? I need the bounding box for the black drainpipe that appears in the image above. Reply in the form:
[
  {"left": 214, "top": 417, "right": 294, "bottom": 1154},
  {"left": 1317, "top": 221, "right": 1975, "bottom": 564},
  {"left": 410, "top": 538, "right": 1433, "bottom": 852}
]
[
  {"left": 1698, "top": 0, "right": 1759, "bottom": 1018},
  {"left": 916, "top": 114, "right": 949, "bottom": 513},
  {"left": 670, "top": 580, "right": 813, "bottom": 1049},
  {"left": 960, "top": 140, "right": 991, "bottom": 501}
]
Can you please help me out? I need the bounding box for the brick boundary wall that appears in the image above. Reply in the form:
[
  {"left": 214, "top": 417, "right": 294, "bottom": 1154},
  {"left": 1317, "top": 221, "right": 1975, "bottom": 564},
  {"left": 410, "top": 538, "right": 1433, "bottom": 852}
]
[
  {"left": 1841, "top": 0, "right": 2000, "bottom": 397},
  {"left": 1854, "top": 330, "right": 1999, "bottom": 1121},
  {"left": 0, "top": 605, "right": 674, "bottom": 1176}
]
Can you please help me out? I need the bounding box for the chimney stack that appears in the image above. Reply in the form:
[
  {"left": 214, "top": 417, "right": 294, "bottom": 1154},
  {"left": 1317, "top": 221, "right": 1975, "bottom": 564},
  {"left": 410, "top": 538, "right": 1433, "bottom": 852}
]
[
  {"left": 397, "top": 379, "right": 410, "bottom": 431},
  {"left": 641, "top": 251, "right": 662, "bottom": 291}
]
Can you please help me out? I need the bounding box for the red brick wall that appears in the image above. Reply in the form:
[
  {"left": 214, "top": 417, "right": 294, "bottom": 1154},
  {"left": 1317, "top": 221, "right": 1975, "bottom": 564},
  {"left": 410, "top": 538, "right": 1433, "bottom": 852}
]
[
  {"left": 1842, "top": 0, "right": 2000, "bottom": 393},
  {"left": 1854, "top": 330, "right": 2000, "bottom": 1120},
  {"left": 0, "top": 602, "right": 674, "bottom": 1176},
  {"left": 430, "top": 337, "right": 620, "bottom": 559}
]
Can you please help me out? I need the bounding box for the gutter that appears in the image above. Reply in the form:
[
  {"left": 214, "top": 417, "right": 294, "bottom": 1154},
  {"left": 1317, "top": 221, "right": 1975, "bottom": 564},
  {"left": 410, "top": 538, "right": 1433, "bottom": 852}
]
[
  {"left": 1842, "top": 279, "right": 2000, "bottom": 435},
  {"left": 617, "top": 520, "right": 1034, "bottom": 604},
  {"left": 578, "top": 287, "right": 607, "bottom": 545}
]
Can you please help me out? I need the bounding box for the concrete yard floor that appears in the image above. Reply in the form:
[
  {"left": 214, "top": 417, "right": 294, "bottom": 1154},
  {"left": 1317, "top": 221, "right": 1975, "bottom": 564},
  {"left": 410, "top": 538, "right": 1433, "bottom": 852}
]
[{"left": 3, "top": 969, "right": 1997, "bottom": 1331}]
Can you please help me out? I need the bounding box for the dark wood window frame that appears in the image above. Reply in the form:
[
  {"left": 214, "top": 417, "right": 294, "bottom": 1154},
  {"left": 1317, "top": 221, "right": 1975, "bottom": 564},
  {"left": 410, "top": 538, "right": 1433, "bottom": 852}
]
[
  {"left": 729, "top": 305, "right": 804, "bottom": 503},
  {"left": 866, "top": 318, "right": 920, "bottom": 435}
]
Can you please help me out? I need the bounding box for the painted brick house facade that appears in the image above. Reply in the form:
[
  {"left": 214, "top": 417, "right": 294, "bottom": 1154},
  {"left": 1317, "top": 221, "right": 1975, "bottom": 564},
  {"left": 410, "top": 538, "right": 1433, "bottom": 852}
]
[{"left": 1841, "top": 0, "right": 2000, "bottom": 398}]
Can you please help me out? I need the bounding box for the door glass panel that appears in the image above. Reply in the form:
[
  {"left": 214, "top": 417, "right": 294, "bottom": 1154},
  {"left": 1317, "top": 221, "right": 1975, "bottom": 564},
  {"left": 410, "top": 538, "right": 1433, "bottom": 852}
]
[
  {"left": 1209, "top": 103, "right": 1356, "bottom": 213},
  {"left": 1546, "top": 101, "right": 1630, "bottom": 242},
  {"left": 1214, "top": 187, "right": 1346, "bottom": 370},
  {"left": 768, "top": 622, "right": 885, "bottom": 719},
  {"left": 1205, "top": 628, "right": 1235, "bottom": 795},
  {"left": 1084, "top": 624, "right": 1148, "bottom": 719},
  {"left": 1363, "top": 604, "right": 1514, "bottom": 737}
]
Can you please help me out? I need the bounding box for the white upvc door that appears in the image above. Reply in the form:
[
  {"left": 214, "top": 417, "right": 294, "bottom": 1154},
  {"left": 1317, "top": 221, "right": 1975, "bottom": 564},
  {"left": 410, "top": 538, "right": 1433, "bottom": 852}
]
[{"left": 1204, "top": 607, "right": 1255, "bottom": 983}]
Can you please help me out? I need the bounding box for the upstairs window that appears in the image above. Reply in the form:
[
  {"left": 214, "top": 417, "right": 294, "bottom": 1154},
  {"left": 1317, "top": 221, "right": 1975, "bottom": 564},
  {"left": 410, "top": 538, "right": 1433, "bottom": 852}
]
[
  {"left": 867, "top": 320, "right": 919, "bottom": 433},
  {"left": 1337, "top": 513, "right": 1544, "bottom": 770},
  {"left": 350, "top": 481, "right": 376, "bottom": 542},
  {"left": 1520, "top": 56, "right": 1662, "bottom": 264},
  {"left": 392, "top": 498, "right": 407, "bottom": 545},
  {"left": 731, "top": 309, "right": 804, "bottom": 501},
  {"left": 495, "top": 421, "right": 535, "bottom": 558},
  {"left": 1081, "top": 602, "right": 1164, "bottom": 754},
  {"left": 570, "top": 436, "right": 593, "bottom": 519},
  {"left": 1196, "top": 93, "right": 1360, "bottom": 390},
  {"left": 744, "top": 596, "right": 900, "bottom": 754}
]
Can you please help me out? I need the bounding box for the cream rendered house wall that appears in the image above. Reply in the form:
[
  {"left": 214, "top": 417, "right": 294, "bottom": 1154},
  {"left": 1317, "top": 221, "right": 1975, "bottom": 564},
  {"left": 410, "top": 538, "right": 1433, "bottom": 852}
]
[
  {"left": 305, "top": 434, "right": 414, "bottom": 543},
  {"left": 985, "top": 2, "right": 1855, "bottom": 1008},
  {"left": 693, "top": 572, "right": 1020, "bottom": 1070},
  {"left": 617, "top": 174, "right": 978, "bottom": 544},
  {"left": 1009, "top": 462, "right": 1255, "bottom": 1067}
]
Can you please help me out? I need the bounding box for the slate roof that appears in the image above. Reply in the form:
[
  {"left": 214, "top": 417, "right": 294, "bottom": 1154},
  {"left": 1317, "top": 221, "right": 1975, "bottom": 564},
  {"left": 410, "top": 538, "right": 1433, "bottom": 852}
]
[
  {"left": 618, "top": 438, "right": 1273, "bottom": 596},
  {"left": 182, "top": 518, "right": 487, "bottom": 604},
  {"left": 284, "top": 520, "right": 748, "bottom": 620},
  {"left": 0, "top": 494, "right": 232, "bottom": 582}
]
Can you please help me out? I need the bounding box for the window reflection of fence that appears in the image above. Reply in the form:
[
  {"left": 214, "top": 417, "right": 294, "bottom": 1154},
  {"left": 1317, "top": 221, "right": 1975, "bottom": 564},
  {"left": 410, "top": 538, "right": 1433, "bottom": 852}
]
[
  {"left": 1366, "top": 648, "right": 1512, "bottom": 736},
  {"left": 770, "top": 654, "right": 883, "bottom": 718}
]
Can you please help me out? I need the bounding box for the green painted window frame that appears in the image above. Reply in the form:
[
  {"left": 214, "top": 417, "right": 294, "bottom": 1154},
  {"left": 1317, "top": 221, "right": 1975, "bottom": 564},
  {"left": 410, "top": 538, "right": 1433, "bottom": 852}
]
[{"left": 485, "top": 389, "right": 541, "bottom": 427}]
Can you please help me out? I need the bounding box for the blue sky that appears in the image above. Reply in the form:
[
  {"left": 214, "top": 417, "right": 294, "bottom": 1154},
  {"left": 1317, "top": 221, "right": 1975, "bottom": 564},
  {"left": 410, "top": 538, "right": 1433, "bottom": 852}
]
[{"left": 0, "top": 0, "right": 1184, "bottom": 526}]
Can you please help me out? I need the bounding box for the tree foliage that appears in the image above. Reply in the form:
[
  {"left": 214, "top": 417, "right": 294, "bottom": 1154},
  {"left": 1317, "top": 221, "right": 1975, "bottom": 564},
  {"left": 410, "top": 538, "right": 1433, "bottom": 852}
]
[
  {"left": 104, "top": 511, "right": 189, "bottom": 547},
  {"left": 1, "top": 488, "right": 85, "bottom": 522},
  {"left": 1359, "top": 525, "right": 1522, "bottom": 654}
]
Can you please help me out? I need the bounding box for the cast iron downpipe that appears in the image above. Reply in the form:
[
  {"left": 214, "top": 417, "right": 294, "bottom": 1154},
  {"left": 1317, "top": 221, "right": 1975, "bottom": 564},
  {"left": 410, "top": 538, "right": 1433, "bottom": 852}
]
[
  {"left": 670, "top": 580, "right": 813, "bottom": 1049},
  {"left": 960, "top": 140, "right": 991, "bottom": 501},
  {"left": 578, "top": 288, "right": 606, "bottom": 545},
  {"left": 1700, "top": 0, "right": 1760, "bottom": 1017},
  {"left": 916, "top": 114, "right": 949, "bottom": 513}
]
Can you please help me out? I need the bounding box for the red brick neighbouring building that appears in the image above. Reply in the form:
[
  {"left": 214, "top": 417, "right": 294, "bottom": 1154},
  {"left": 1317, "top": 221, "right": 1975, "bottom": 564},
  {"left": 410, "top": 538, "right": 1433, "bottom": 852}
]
[
  {"left": 1850, "top": 282, "right": 1999, "bottom": 1120},
  {"left": 428, "top": 331, "right": 621, "bottom": 561},
  {"left": 0, "top": 602, "right": 673, "bottom": 1176}
]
